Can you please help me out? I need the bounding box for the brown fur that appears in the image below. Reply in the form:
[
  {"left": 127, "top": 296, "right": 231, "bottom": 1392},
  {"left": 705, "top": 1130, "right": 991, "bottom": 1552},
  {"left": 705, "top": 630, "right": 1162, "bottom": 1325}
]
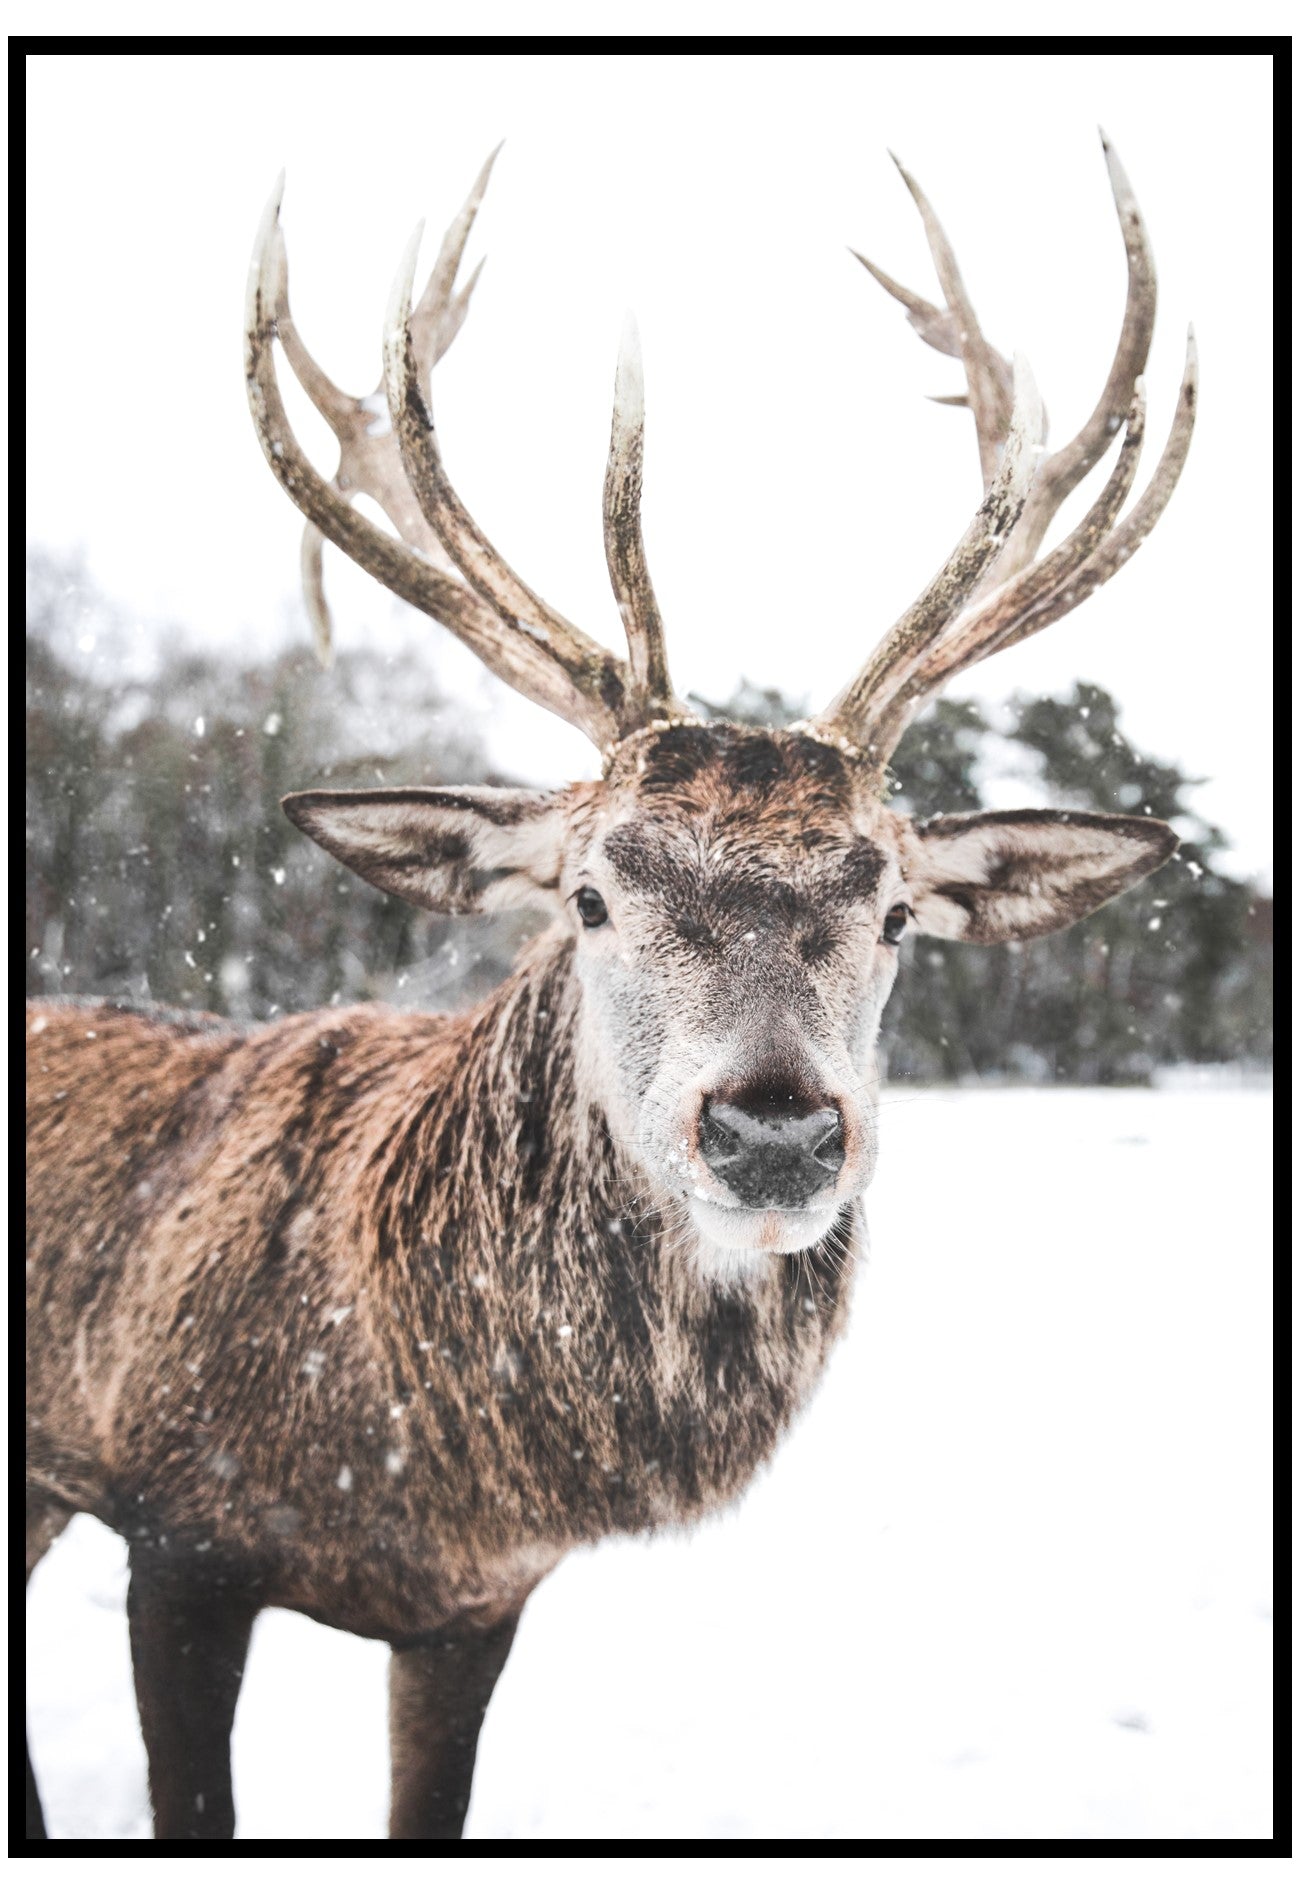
[
  {"left": 26, "top": 944, "right": 852, "bottom": 1636},
  {"left": 26, "top": 723, "right": 1173, "bottom": 1839}
]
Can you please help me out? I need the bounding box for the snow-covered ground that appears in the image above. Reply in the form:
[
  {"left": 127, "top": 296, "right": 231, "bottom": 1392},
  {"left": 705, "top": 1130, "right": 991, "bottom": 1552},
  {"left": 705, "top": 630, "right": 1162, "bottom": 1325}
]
[{"left": 26, "top": 1086, "right": 1273, "bottom": 1842}]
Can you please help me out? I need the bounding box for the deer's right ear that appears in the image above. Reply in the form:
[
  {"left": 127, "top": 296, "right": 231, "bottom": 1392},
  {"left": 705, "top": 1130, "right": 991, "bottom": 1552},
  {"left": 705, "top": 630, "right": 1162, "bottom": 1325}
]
[{"left": 282, "top": 787, "right": 566, "bottom": 916}]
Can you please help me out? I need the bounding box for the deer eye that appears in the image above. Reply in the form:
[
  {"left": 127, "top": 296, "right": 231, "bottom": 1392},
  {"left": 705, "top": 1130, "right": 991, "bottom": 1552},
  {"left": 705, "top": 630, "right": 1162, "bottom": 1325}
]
[
  {"left": 575, "top": 886, "right": 609, "bottom": 929},
  {"left": 881, "top": 904, "right": 909, "bottom": 946}
]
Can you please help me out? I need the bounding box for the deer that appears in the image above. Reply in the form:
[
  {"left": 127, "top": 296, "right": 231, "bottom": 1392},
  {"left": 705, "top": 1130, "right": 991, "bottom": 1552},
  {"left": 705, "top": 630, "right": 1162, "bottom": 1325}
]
[{"left": 26, "top": 137, "right": 1195, "bottom": 1843}]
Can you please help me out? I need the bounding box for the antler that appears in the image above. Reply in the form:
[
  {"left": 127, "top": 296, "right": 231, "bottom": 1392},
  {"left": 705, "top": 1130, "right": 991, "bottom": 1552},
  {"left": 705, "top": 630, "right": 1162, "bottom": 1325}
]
[
  {"left": 272, "top": 150, "right": 496, "bottom": 668},
  {"left": 602, "top": 315, "right": 675, "bottom": 712},
  {"left": 811, "top": 134, "right": 1196, "bottom": 774},
  {"left": 248, "top": 142, "right": 1195, "bottom": 774},
  {"left": 245, "top": 154, "right": 690, "bottom": 750}
]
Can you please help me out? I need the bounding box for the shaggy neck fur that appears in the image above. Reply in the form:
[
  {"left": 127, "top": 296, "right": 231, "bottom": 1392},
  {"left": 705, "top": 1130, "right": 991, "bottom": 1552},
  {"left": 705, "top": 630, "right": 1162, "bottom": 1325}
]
[
  {"left": 354, "top": 930, "right": 859, "bottom": 1556},
  {"left": 26, "top": 938, "right": 860, "bottom": 1635}
]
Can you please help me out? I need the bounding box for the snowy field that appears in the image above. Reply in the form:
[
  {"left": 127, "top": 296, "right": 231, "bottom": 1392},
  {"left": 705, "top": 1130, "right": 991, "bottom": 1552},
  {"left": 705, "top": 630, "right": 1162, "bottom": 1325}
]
[{"left": 27, "top": 1086, "right": 1273, "bottom": 1842}]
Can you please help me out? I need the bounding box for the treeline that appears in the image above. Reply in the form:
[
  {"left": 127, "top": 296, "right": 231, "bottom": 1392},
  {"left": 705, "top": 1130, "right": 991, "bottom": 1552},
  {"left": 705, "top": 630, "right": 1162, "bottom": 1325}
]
[{"left": 26, "top": 552, "right": 1271, "bottom": 1083}]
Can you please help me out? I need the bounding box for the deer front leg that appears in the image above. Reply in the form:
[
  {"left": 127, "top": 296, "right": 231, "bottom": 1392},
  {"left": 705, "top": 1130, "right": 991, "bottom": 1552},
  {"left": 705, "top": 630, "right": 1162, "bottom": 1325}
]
[
  {"left": 127, "top": 1549, "right": 258, "bottom": 1841},
  {"left": 387, "top": 1611, "right": 521, "bottom": 1841}
]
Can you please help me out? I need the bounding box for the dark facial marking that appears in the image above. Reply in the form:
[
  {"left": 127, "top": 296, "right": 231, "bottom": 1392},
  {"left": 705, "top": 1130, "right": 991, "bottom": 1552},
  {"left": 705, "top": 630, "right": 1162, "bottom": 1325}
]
[
  {"left": 637, "top": 726, "right": 717, "bottom": 793},
  {"left": 799, "top": 923, "right": 836, "bottom": 965},
  {"left": 785, "top": 734, "right": 850, "bottom": 792},
  {"left": 602, "top": 821, "right": 663, "bottom": 891},
  {"left": 837, "top": 837, "right": 886, "bottom": 903},
  {"left": 769, "top": 880, "right": 800, "bottom": 924},
  {"left": 722, "top": 734, "right": 784, "bottom": 793},
  {"left": 601, "top": 726, "right": 892, "bottom": 958}
]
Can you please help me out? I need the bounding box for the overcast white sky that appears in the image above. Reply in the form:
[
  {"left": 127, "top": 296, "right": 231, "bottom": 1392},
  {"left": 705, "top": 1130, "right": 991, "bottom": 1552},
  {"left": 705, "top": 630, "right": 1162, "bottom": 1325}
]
[{"left": 26, "top": 51, "right": 1273, "bottom": 882}]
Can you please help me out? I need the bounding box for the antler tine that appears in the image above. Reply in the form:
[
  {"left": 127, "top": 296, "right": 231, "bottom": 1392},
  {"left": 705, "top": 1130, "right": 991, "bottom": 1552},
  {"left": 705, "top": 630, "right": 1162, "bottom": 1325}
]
[
  {"left": 406, "top": 143, "right": 501, "bottom": 384},
  {"left": 862, "top": 332, "right": 1195, "bottom": 767},
  {"left": 602, "top": 316, "right": 683, "bottom": 717},
  {"left": 246, "top": 177, "right": 626, "bottom": 748},
  {"left": 299, "top": 524, "right": 333, "bottom": 663},
  {"left": 886, "top": 152, "right": 1016, "bottom": 489},
  {"left": 383, "top": 225, "right": 632, "bottom": 730},
  {"left": 849, "top": 249, "right": 964, "bottom": 365},
  {"left": 813, "top": 355, "right": 1044, "bottom": 763},
  {"left": 270, "top": 222, "right": 356, "bottom": 439},
  {"left": 864, "top": 381, "right": 1150, "bottom": 761},
  {"left": 855, "top": 135, "right": 1156, "bottom": 594},
  {"left": 984, "top": 329, "right": 1197, "bottom": 657},
  {"left": 1006, "top": 132, "right": 1158, "bottom": 581},
  {"left": 921, "top": 381, "right": 1148, "bottom": 677},
  {"left": 269, "top": 162, "right": 500, "bottom": 665},
  {"left": 815, "top": 142, "right": 1191, "bottom": 782}
]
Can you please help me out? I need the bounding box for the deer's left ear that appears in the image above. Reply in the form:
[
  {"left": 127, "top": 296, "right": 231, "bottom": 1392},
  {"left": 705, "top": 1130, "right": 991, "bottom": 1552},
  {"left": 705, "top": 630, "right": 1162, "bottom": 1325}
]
[
  {"left": 900, "top": 809, "right": 1177, "bottom": 944},
  {"left": 282, "top": 786, "right": 567, "bottom": 916}
]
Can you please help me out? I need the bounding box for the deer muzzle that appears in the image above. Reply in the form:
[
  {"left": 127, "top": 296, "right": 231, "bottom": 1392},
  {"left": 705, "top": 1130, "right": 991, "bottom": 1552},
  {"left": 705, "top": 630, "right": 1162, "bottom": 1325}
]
[{"left": 698, "top": 1097, "right": 845, "bottom": 1209}]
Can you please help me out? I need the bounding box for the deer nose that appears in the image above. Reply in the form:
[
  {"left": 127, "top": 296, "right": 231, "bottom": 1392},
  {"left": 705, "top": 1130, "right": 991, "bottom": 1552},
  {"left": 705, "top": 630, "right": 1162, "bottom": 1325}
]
[{"left": 698, "top": 1096, "right": 845, "bottom": 1209}]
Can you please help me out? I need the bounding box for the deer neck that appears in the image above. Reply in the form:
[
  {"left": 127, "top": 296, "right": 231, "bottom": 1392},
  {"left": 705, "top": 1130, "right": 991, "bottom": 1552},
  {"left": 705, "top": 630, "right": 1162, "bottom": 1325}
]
[{"left": 362, "top": 931, "right": 859, "bottom": 1544}]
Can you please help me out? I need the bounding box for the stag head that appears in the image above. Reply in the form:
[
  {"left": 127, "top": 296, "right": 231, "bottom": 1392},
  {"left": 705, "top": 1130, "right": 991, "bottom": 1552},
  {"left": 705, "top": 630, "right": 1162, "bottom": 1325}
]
[{"left": 247, "top": 141, "right": 1192, "bottom": 1275}]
